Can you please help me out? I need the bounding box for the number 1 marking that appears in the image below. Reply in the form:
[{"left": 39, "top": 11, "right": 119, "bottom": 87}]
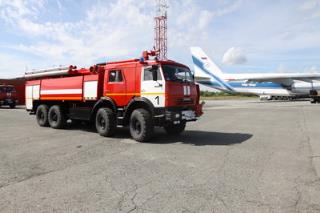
[{"left": 155, "top": 96, "right": 160, "bottom": 105}]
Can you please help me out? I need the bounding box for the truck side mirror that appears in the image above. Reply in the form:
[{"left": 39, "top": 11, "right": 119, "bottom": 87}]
[
  {"left": 152, "top": 69, "right": 158, "bottom": 81},
  {"left": 151, "top": 65, "right": 159, "bottom": 81}
]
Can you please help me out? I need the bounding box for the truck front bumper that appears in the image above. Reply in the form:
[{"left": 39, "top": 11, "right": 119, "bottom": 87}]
[
  {"left": 0, "top": 99, "right": 17, "bottom": 105},
  {"left": 165, "top": 109, "right": 197, "bottom": 123}
]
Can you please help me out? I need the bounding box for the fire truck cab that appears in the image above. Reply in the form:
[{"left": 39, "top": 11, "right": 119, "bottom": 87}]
[
  {"left": 25, "top": 52, "right": 203, "bottom": 142},
  {"left": 0, "top": 85, "right": 18, "bottom": 108}
]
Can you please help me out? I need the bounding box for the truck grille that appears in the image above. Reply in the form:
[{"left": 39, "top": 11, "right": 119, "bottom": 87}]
[{"left": 177, "top": 98, "right": 194, "bottom": 105}]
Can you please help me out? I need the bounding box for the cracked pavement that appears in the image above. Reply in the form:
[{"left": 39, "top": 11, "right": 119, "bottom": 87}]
[{"left": 0, "top": 100, "right": 320, "bottom": 212}]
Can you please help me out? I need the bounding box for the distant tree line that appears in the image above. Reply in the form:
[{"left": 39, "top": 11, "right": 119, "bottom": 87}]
[{"left": 200, "top": 91, "right": 257, "bottom": 97}]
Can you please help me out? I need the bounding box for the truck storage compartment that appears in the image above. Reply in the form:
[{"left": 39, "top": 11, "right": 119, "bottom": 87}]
[{"left": 40, "top": 76, "right": 84, "bottom": 101}]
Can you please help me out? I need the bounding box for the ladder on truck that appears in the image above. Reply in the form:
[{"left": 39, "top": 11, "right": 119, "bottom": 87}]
[{"left": 24, "top": 66, "right": 77, "bottom": 79}]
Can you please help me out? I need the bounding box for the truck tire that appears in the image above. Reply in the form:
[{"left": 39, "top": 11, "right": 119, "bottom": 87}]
[
  {"left": 48, "top": 105, "right": 66, "bottom": 129},
  {"left": 36, "top": 105, "right": 49, "bottom": 127},
  {"left": 164, "top": 121, "right": 186, "bottom": 135},
  {"left": 129, "top": 109, "right": 154, "bottom": 142},
  {"left": 95, "top": 108, "right": 116, "bottom": 137}
]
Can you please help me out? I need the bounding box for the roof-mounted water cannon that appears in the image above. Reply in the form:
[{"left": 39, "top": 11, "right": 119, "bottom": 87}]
[{"left": 140, "top": 50, "right": 159, "bottom": 63}]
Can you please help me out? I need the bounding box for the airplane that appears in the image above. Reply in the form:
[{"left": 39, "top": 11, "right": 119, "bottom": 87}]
[{"left": 190, "top": 47, "right": 320, "bottom": 100}]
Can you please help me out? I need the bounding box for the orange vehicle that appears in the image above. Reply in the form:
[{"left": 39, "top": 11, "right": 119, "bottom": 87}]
[{"left": 0, "top": 85, "right": 18, "bottom": 108}]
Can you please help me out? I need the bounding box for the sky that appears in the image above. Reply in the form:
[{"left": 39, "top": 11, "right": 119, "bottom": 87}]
[{"left": 0, "top": 0, "right": 319, "bottom": 78}]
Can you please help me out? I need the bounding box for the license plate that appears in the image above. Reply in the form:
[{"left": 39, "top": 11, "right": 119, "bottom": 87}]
[{"left": 182, "top": 110, "right": 196, "bottom": 120}]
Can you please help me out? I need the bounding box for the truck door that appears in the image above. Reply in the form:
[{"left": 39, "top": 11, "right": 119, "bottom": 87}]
[
  {"left": 105, "top": 69, "right": 127, "bottom": 106},
  {"left": 141, "top": 66, "right": 165, "bottom": 108}
]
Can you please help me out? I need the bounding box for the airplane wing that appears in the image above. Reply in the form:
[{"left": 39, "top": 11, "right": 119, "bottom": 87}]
[
  {"left": 194, "top": 76, "right": 211, "bottom": 81},
  {"left": 225, "top": 73, "right": 320, "bottom": 86}
]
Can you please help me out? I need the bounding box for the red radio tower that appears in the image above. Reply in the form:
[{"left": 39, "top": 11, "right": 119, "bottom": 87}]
[{"left": 154, "top": 0, "right": 168, "bottom": 60}]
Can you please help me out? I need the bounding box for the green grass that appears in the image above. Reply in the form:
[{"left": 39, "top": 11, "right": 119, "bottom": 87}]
[
  {"left": 200, "top": 91, "right": 258, "bottom": 100},
  {"left": 201, "top": 96, "right": 258, "bottom": 100}
]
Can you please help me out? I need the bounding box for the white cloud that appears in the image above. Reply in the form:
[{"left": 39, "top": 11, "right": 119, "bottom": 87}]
[
  {"left": 300, "top": 0, "right": 320, "bottom": 11},
  {"left": 304, "top": 65, "right": 319, "bottom": 73},
  {"left": 222, "top": 47, "right": 247, "bottom": 65},
  {"left": 299, "top": 0, "right": 320, "bottom": 19},
  {"left": 212, "top": 0, "right": 242, "bottom": 17},
  {"left": 1, "top": 0, "right": 243, "bottom": 74},
  {"left": 0, "top": 0, "right": 44, "bottom": 20},
  {"left": 276, "top": 64, "right": 290, "bottom": 73},
  {"left": 0, "top": 0, "right": 319, "bottom": 77},
  {"left": 168, "top": 0, "right": 242, "bottom": 59},
  {"left": 56, "top": 0, "right": 63, "bottom": 11},
  {"left": 0, "top": 53, "right": 31, "bottom": 78},
  {"left": 198, "top": 10, "right": 214, "bottom": 29},
  {"left": 0, "top": 0, "right": 154, "bottom": 70}
]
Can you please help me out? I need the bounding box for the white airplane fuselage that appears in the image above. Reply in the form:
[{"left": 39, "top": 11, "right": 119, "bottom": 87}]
[
  {"left": 217, "top": 78, "right": 320, "bottom": 96},
  {"left": 191, "top": 47, "right": 320, "bottom": 97}
]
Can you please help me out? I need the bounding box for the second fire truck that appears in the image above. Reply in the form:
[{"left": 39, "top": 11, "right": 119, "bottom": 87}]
[
  {"left": 0, "top": 85, "right": 18, "bottom": 108},
  {"left": 25, "top": 51, "right": 203, "bottom": 142}
]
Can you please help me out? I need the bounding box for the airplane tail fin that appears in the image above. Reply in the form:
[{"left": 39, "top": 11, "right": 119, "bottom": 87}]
[{"left": 190, "top": 47, "right": 234, "bottom": 92}]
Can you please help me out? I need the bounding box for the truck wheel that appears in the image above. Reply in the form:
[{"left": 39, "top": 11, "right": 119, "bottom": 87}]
[
  {"left": 129, "top": 109, "right": 154, "bottom": 142},
  {"left": 48, "top": 105, "right": 66, "bottom": 129},
  {"left": 164, "top": 121, "right": 186, "bottom": 135},
  {"left": 95, "top": 108, "right": 116, "bottom": 137},
  {"left": 36, "top": 105, "right": 49, "bottom": 127},
  {"left": 9, "top": 103, "right": 16, "bottom": 109}
]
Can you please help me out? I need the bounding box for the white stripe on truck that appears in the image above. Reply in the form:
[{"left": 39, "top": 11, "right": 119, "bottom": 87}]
[{"left": 40, "top": 89, "right": 82, "bottom": 95}]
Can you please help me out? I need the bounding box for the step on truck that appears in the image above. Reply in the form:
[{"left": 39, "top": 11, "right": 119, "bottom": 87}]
[{"left": 25, "top": 51, "right": 203, "bottom": 142}]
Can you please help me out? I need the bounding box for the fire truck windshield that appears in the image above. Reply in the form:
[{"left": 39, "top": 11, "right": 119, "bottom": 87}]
[
  {"left": 0, "top": 86, "right": 15, "bottom": 93},
  {"left": 162, "top": 65, "right": 194, "bottom": 83}
]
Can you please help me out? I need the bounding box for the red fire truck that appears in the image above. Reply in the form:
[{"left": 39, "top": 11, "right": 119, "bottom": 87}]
[
  {"left": 0, "top": 85, "right": 18, "bottom": 108},
  {"left": 25, "top": 51, "right": 203, "bottom": 142}
]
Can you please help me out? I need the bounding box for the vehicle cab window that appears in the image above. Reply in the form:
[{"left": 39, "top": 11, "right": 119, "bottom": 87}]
[
  {"left": 143, "top": 67, "right": 162, "bottom": 81},
  {"left": 109, "top": 70, "right": 123, "bottom": 82},
  {"left": 6, "top": 87, "right": 15, "bottom": 92},
  {"left": 162, "top": 65, "right": 194, "bottom": 82}
]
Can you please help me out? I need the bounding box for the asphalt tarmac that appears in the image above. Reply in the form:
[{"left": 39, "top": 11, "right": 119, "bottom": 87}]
[{"left": 0, "top": 100, "right": 320, "bottom": 212}]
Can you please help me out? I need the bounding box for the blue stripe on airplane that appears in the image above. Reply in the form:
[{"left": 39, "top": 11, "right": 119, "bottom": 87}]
[
  {"left": 200, "top": 81, "right": 284, "bottom": 89},
  {"left": 192, "top": 54, "right": 285, "bottom": 90},
  {"left": 192, "top": 56, "right": 235, "bottom": 91},
  {"left": 229, "top": 82, "right": 283, "bottom": 89}
]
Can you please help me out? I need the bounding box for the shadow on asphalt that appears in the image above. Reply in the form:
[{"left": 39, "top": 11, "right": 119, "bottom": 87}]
[
  {"left": 68, "top": 123, "right": 252, "bottom": 146},
  {"left": 150, "top": 130, "right": 253, "bottom": 146}
]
